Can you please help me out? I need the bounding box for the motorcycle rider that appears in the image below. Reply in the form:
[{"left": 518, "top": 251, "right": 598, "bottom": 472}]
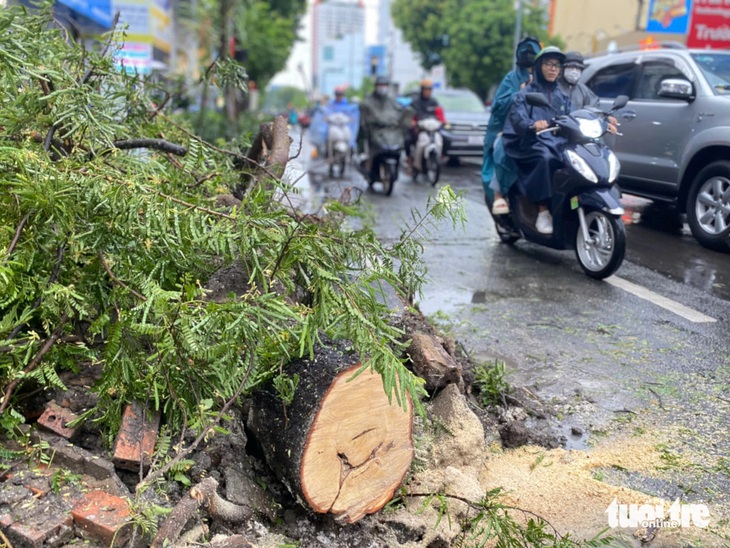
[
  {"left": 322, "top": 87, "right": 360, "bottom": 159},
  {"left": 359, "top": 75, "right": 409, "bottom": 184},
  {"left": 503, "top": 46, "right": 571, "bottom": 235},
  {"left": 482, "top": 36, "right": 542, "bottom": 216},
  {"left": 405, "top": 79, "right": 446, "bottom": 176}
]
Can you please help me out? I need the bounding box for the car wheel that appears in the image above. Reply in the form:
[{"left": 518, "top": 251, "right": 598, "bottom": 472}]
[{"left": 687, "top": 161, "right": 730, "bottom": 251}]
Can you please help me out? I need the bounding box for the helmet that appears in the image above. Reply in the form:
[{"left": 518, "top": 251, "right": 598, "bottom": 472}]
[
  {"left": 563, "top": 51, "right": 585, "bottom": 69},
  {"left": 334, "top": 86, "right": 345, "bottom": 95},
  {"left": 535, "top": 46, "right": 566, "bottom": 66},
  {"left": 515, "top": 36, "right": 541, "bottom": 68},
  {"left": 375, "top": 76, "right": 389, "bottom": 86},
  {"left": 420, "top": 78, "right": 433, "bottom": 89}
]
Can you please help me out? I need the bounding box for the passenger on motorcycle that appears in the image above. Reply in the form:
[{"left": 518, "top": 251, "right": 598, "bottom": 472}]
[
  {"left": 558, "top": 51, "right": 619, "bottom": 138},
  {"left": 557, "top": 51, "right": 599, "bottom": 110},
  {"left": 482, "top": 36, "right": 542, "bottom": 216},
  {"left": 503, "top": 46, "right": 571, "bottom": 235},
  {"left": 405, "top": 79, "right": 445, "bottom": 176},
  {"left": 359, "top": 76, "right": 409, "bottom": 184}
]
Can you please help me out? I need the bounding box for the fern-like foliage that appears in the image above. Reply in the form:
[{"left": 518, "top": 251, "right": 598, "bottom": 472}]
[{"left": 0, "top": 4, "right": 465, "bottom": 446}]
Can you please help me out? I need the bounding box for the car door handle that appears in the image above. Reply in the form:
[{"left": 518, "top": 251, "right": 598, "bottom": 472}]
[{"left": 621, "top": 110, "right": 637, "bottom": 121}]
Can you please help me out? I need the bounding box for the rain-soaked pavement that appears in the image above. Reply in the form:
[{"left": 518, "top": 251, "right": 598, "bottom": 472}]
[{"left": 285, "top": 128, "right": 730, "bottom": 544}]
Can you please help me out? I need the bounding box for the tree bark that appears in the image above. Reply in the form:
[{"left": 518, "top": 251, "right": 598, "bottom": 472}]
[{"left": 247, "top": 340, "right": 414, "bottom": 524}]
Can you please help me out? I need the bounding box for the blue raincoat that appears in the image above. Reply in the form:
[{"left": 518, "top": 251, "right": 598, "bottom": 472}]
[
  {"left": 481, "top": 66, "right": 535, "bottom": 201},
  {"left": 310, "top": 98, "right": 360, "bottom": 149}
]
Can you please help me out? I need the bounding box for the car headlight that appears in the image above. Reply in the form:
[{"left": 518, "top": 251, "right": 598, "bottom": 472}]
[
  {"left": 607, "top": 150, "right": 620, "bottom": 183},
  {"left": 566, "top": 150, "right": 598, "bottom": 183},
  {"left": 578, "top": 118, "right": 603, "bottom": 139}
]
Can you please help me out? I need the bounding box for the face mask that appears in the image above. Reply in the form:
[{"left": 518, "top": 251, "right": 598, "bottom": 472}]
[
  {"left": 375, "top": 86, "right": 388, "bottom": 96},
  {"left": 563, "top": 67, "right": 582, "bottom": 84}
]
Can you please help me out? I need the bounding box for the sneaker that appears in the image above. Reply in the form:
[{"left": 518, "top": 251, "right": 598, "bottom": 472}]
[
  {"left": 491, "top": 198, "right": 509, "bottom": 215},
  {"left": 535, "top": 210, "right": 553, "bottom": 235}
]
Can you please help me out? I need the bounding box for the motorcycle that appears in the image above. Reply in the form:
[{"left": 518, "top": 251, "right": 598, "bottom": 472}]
[
  {"left": 412, "top": 117, "right": 443, "bottom": 185},
  {"left": 325, "top": 111, "right": 352, "bottom": 179},
  {"left": 488, "top": 93, "right": 629, "bottom": 280},
  {"left": 366, "top": 142, "right": 402, "bottom": 196}
]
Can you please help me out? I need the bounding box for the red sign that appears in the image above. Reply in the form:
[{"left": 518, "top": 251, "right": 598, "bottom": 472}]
[{"left": 687, "top": 0, "right": 730, "bottom": 49}]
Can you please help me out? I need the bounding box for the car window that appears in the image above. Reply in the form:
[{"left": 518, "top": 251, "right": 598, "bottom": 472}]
[
  {"left": 635, "top": 62, "right": 688, "bottom": 100},
  {"left": 586, "top": 62, "right": 639, "bottom": 99},
  {"left": 691, "top": 52, "right": 730, "bottom": 94},
  {"left": 434, "top": 92, "right": 485, "bottom": 112}
]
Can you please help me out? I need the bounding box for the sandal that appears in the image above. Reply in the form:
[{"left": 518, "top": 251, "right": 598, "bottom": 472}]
[{"left": 491, "top": 198, "right": 509, "bottom": 215}]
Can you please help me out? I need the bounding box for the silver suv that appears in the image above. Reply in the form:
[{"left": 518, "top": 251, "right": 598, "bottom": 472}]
[{"left": 581, "top": 45, "right": 730, "bottom": 250}]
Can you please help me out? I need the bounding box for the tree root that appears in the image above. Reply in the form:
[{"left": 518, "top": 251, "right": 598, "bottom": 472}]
[{"left": 150, "top": 477, "right": 253, "bottom": 548}]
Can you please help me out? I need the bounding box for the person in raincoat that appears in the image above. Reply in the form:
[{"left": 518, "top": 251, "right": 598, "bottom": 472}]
[
  {"left": 557, "top": 51, "right": 599, "bottom": 110},
  {"left": 359, "top": 75, "right": 409, "bottom": 184},
  {"left": 503, "top": 46, "right": 571, "bottom": 235},
  {"left": 482, "top": 36, "right": 542, "bottom": 215},
  {"left": 321, "top": 87, "right": 360, "bottom": 155}
]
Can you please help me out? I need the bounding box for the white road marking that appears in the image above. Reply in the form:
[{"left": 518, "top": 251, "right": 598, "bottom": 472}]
[{"left": 605, "top": 276, "right": 717, "bottom": 324}]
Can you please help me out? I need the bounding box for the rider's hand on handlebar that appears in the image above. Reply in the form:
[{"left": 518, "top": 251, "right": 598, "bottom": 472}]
[
  {"left": 607, "top": 115, "right": 619, "bottom": 135},
  {"left": 533, "top": 120, "right": 550, "bottom": 131}
]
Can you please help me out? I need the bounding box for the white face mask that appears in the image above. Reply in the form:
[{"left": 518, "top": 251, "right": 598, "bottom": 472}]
[
  {"left": 375, "top": 86, "right": 389, "bottom": 96},
  {"left": 563, "top": 67, "right": 582, "bottom": 85}
]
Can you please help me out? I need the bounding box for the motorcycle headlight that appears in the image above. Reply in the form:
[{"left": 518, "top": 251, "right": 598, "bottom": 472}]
[
  {"left": 578, "top": 118, "right": 603, "bottom": 139},
  {"left": 566, "top": 150, "right": 598, "bottom": 183},
  {"left": 607, "top": 150, "right": 620, "bottom": 183}
]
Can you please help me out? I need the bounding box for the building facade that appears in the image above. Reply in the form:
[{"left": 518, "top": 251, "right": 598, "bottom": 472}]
[
  {"left": 550, "top": 0, "right": 729, "bottom": 55},
  {"left": 377, "top": 0, "right": 445, "bottom": 93},
  {"left": 312, "top": 0, "right": 366, "bottom": 97}
]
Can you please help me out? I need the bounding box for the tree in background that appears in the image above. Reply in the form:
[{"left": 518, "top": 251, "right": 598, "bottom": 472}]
[
  {"left": 176, "top": 0, "right": 306, "bottom": 135},
  {"left": 392, "top": 0, "right": 558, "bottom": 101},
  {"left": 263, "top": 85, "right": 310, "bottom": 113}
]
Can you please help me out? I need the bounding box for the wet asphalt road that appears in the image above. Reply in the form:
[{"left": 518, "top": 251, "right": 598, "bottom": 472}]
[{"left": 289, "top": 129, "right": 730, "bottom": 534}]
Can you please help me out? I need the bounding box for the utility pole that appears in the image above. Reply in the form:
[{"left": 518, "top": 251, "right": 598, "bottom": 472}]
[{"left": 513, "top": 0, "right": 523, "bottom": 69}]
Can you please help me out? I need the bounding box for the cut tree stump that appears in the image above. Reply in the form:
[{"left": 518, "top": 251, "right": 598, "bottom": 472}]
[{"left": 247, "top": 341, "right": 414, "bottom": 524}]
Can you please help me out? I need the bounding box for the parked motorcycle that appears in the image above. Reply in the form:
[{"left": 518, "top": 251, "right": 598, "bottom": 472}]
[
  {"left": 488, "top": 93, "right": 629, "bottom": 279},
  {"left": 325, "top": 111, "right": 352, "bottom": 179},
  {"left": 412, "top": 117, "right": 443, "bottom": 185}
]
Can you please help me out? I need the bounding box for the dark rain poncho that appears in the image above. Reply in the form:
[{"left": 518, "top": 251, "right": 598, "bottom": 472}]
[{"left": 502, "top": 64, "right": 571, "bottom": 204}]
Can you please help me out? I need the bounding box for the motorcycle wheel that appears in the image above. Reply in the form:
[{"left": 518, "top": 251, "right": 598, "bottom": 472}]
[
  {"left": 380, "top": 161, "right": 397, "bottom": 196},
  {"left": 575, "top": 210, "right": 626, "bottom": 279},
  {"left": 336, "top": 151, "right": 347, "bottom": 178},
  {"left": 425, "top": 150, "right": 440, "bottom": 186}
]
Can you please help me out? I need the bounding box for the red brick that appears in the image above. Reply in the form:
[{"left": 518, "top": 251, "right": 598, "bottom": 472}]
[
  {"left": 71, "top": 490, "right": 131, "bottom": 546},
  {"left": 0, "top": 513, "right": 15, "bottom": 527},
  {"left": 5, "top": 515, "right": 73, "bottom": 548},
  {"left": 112, "top": 402, "right": 160, "bottom": 472},
  {"left": 37, "top": 401, "right": 78, "bottom": 439}
]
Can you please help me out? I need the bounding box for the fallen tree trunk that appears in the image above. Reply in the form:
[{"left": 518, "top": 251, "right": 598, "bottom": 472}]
[{"left": 247, "top": 340, "right": 414, "bottom": 524}]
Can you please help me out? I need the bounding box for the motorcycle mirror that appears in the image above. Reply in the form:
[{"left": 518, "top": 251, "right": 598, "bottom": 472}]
[
  {"left": 611, "top": 95, "right": 629, "bottom": 111},
  {"left": 525, "top": 92, "right": 551, "bottom": 109}
]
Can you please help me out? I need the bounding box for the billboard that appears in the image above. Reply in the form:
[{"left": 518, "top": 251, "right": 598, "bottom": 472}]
[
  {"left": 647, "top": 0, "right": 692, "bottom": 33},
  {"left": 686, "top": 0, "right": 730, "bottom": 48}
]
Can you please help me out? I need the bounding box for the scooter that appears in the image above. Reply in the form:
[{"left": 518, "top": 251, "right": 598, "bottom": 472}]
[
  {"left": 357, "top": 132, "right": 403, "bottom": 197},
  {"left": 412, "top": 117, "right": 443, "bottom": 186},
  {"left": 489, "top": 93, "right": 629, "bottom": 280},
  {"left": 325, "top": 111, "right": 352, "bottom": 179}
]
